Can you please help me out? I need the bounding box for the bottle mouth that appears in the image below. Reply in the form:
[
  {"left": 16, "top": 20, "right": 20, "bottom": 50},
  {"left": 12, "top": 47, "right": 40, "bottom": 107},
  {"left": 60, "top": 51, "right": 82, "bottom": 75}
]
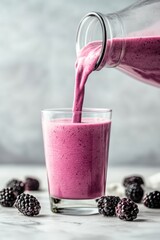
[{"left": 76, "top": 12, "right": 107, "bottom": 71}]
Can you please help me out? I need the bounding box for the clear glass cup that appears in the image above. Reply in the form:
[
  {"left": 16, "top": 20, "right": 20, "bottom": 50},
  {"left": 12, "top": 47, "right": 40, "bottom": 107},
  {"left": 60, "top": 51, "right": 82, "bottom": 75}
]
[{"left": 42, "top": 108, "right": 112, "bottom": 215}]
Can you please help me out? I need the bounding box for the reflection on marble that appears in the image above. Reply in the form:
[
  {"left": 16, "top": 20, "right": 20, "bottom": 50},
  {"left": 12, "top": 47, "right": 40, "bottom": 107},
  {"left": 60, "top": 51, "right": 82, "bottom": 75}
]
[{"left": 0, "top": 165, "right": 160, "bottom": 240}]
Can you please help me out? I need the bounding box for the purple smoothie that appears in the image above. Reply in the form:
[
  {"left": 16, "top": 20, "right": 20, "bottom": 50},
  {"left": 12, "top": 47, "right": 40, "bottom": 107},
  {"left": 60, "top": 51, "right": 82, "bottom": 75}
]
[
  {"left": 42, "top": 118, "right": 111, "bottom": 199},
  {"left": 111, "top": 37, "right": 160, "bottom": 87}
]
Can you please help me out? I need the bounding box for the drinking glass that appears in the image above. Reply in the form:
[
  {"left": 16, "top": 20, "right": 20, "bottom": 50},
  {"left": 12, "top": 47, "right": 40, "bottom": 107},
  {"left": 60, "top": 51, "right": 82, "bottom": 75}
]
[{"left": 42, "top": 108, "right": 112, "bottom": 215}]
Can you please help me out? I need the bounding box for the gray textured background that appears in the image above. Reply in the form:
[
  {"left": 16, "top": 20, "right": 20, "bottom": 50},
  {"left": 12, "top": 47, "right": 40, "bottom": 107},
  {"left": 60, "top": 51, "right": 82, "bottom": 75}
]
[{"left": 0, "top": 0, "right": 160, "bottom": 166}]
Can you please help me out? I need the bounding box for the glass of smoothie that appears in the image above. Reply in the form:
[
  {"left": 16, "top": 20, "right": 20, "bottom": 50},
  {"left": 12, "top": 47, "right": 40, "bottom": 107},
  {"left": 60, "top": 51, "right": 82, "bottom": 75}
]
[{"left": 42, "top": 108, "right": 112, "bottom": 215}]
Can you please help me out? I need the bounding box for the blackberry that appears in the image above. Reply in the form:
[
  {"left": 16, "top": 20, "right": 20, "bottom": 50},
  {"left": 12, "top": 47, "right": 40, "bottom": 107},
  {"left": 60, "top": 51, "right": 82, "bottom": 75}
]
[
  {"left": 116, "top": 198, "right": 139, "bottom": 221},
  {"left": 97, "top": 196, "right": 120, "bottom": 216},
  {"left": 125, "top": 183, "right": 144, "bottom": 203},
  {"left": 25, "top": 177, "right": 40, "bottom": 191},
  {"left": 14, "top": 193, "right": 41, "bottom": 216},
  {"left": 0, "top": 188, "right": 17, "bottom": 207},
  {"left": 123, "top": 175, "right": 144, "bottom": 187},
  {"left": 53, "top": 198, "right": 61, "bottom": 204},
  {"left": 7, "top": 179, "right": 25, "bottom": 196},
  {"left": 143, "top": 191, "right": 160, "bottom": 208}
]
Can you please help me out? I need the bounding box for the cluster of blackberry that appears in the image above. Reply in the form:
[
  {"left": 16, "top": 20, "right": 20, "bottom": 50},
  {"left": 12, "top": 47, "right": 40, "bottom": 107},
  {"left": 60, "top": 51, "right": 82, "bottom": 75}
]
[
  {"left": 97, "top": 196, "right": 139, "bottom": 221},
  {"left": 123, "top": 175, "right": 160, "bottom": 208},
  {"left": 0, "top": 177, "right": 41, "bottom": 217},
  {"left": 98, "top": 175, "right": 160, "bottom": 221}
]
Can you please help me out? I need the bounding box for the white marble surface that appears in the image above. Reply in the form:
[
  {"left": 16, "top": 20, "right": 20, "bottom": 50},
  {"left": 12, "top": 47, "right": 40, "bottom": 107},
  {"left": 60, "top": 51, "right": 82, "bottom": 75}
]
[{"left": 0, "top": 165, "right": 160, "bottom": 240}]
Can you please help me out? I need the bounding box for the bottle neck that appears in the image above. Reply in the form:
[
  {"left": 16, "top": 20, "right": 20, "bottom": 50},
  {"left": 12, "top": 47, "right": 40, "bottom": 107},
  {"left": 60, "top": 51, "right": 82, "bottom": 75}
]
[{"left": 76, "top": 12, "right": 125, "bottom": 70}]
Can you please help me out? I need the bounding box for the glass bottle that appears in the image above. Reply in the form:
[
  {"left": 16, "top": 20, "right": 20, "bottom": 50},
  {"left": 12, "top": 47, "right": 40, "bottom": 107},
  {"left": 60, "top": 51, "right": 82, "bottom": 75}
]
[{"left": 76, "top": 0, "right": 160, "bottom": 87}]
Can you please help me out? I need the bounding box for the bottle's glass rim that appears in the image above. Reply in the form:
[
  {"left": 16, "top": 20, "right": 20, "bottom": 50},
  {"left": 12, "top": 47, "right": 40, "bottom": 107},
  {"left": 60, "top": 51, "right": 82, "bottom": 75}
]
[{"left": 76, "top": 12, "right": 107, "bottom": 71}]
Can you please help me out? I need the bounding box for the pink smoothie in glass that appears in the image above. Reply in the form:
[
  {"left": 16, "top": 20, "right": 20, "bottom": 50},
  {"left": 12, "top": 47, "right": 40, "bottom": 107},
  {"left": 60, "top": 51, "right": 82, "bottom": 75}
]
[{"left": 42, "top": 119, "right": 111, "bottom": 199}]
